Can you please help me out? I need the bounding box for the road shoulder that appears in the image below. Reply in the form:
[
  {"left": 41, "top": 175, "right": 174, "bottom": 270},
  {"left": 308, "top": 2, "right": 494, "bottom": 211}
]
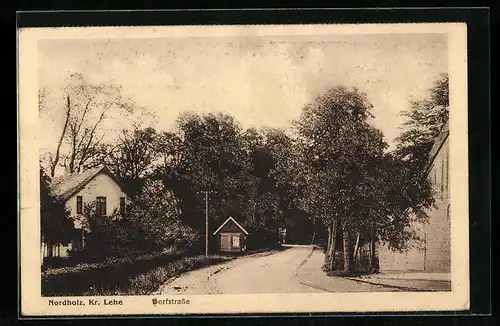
[{"left": 294, "top": 248, "right": 400, "bottom": 292}]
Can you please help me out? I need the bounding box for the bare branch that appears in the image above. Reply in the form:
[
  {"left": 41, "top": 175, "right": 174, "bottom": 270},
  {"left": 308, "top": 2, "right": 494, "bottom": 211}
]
[{"left": 50, "top": 95, "right": 71, "bottom": 177}]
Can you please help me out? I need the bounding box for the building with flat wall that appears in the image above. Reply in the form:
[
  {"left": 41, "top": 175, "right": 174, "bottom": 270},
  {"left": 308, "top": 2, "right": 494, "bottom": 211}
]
[
  {"left": 378, "top": 124, "right": 450, "bottom": 273},
  {"left": 41, "top": 165, "right": 131, "bottom": 259}
]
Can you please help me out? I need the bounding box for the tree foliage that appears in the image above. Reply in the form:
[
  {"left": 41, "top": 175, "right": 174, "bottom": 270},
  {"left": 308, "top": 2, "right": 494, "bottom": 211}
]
[
  {"left": 39, "top": 72, "right": 446, "bottom": 271},
  {"left": 294, "top": 86, "right": 389, "bottom": 271},
  {"left": 81, "top": 180, "right": 199, "bottom": 257},
  {"left": 150, "top": 112, "right": 307, "bottom": 249},
  {"left": 127, "top": 180, "right": 200, "bottom": 250},
  {"left": 104, "top": 126, "right": 158, "bottom": 198},
  {"left": 395, "top": 73, "right": 449, "bottom": 169},
  {"left": 40, "top": 167, "right": 74, "bottom": 256},
  {"left": 293, "top": 84, "right": 438, "bottom": 272}
]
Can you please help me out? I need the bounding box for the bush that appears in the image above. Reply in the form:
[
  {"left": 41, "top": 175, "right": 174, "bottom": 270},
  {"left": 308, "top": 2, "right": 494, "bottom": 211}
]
[
  {"left": 126, "top": 180, "right": 200, "bottom": 251},
  {"left": 78, "top": 180, "right": 200, "bottom": 259},
  {"left": 85, "top": 255, "right": 233, "bottom": 296},
  {"left": 82, "top": 209, "right": 139, "bottom": 259},
  {"left": 41, "top": 249, "right": 185, "bottom": 296},
  {"left": 40, "top": 168, "right": 74, "bottom": 255},
  {"left": 246, "top": 229, "right": 280, "bottom": 250}
]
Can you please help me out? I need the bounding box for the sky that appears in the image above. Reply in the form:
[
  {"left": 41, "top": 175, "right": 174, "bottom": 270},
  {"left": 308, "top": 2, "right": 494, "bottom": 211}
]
[{"left": 38, "top": 32, "right": 447, "bottom": 156}]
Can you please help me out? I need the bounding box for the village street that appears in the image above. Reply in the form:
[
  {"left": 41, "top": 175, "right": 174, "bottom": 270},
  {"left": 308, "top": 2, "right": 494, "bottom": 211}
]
[{"left": 157, "top": 245, "right": 400, "bottom": 294}]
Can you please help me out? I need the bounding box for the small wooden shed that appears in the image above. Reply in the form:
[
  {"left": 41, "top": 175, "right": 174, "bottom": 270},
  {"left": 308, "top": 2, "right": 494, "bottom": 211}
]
[{"left": 213, "top": 216, "right": 249, "bottom": 253}]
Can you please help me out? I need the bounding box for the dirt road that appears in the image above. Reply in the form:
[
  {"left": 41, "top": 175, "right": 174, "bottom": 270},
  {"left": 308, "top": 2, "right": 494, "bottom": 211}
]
[
  {"left": 157, "top": 245, "right": 430, "bottom": 295},
  {"left": 157, "top": 245, "right": 326, "bottom": 294}
]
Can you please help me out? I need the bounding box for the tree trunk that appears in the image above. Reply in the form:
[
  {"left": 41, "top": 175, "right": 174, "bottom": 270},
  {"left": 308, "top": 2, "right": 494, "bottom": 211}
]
[
  {"left": 50, "top": 95, "right": 71, "bottom": 177},
  {"left": 325, "top": 224, "right": 332, "bottom": 255},
  {"left": 310, "top": 218, "right": 316, "bottom": 245},
  {"left": 342, "top": 223, "right": 353, "bottom": 273},
  {"left": 327, "top": 220, "right": 338, "bottom": 271},
  {"left": 368, "top": 235, "right": 377, "bottom": 272},
  {"left": 353, "top": 232, "right": 361, "bottom": 270},
  {"left": 371, "top": 238, "right": 377, "bottom": 272}
]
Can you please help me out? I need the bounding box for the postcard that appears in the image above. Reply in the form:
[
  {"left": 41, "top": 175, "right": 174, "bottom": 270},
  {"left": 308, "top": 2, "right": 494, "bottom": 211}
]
[{"left": 18, "top": 22, "right": 469, "bottom": 316}]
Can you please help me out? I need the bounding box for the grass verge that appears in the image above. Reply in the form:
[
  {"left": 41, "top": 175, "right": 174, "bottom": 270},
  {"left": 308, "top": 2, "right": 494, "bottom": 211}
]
[
  {"left": 84, "top": 255, "right": 234, "bottom": 295},
  {"left": 42, "top": 249, "right": 185, "bottom": 296}
]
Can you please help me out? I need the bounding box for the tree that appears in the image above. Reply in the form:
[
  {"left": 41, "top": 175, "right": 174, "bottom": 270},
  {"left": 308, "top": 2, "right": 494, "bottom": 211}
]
[
  {"left": 126, "top": 180, "right": 200, "bottom": 251},
  {"left": 395, "top": 73, "right": 449, "bottom": 169},
  {"left": 154, "top": 131, "right": 184, "bottom": 174},
  {"left": 42, "top": 73, "right": 136, "bottom": 177},
  {"left": 105, "top": 126, "right": 158, "bottom": 198},
  {"left": 375, "top": 74, "right": 449, "bottom": 258},
  {"left": 374, "top": 154, "right": 434, "bottom": 251},
  {"left": 154, "top": 112, "right": 247, "bottom": 234},
  {"left": 294, "top": 86, "right": 392, "bottom": 273},
  {"left": 151, "top": 112, "right": 301, "bottom": 250},
  {"left": 40, "top": 167, "right": 74, "bottom": 257},
  {"left": 80, "top": 179, "right": 199, "bottom": 257},
  {"left": 294, "top": 83, "right": 442, "bottom": 274}
]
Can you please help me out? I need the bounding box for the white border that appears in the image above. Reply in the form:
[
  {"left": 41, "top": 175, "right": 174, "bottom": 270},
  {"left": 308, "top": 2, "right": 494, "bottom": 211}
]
[{"left": 19, "top": 23, "right": 469, "bottom": 316}]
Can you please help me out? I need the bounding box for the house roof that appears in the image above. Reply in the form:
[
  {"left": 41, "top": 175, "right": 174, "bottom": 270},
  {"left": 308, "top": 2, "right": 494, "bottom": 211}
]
[
  {"left": 424, "top": 123, "right": 449, "bottom": 176},
  {"left": 213, "top": 216, "right": 249, "bottom": 235},
  {"left": 50, "top": 165, "right": 127, "bottom": 201}
]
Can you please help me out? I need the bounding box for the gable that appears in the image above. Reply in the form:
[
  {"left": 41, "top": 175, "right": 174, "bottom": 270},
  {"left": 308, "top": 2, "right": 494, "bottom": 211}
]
[
  {"left": 50, "top": 166, "right": 129, "bottom": 201},
  {"left": 66, "top": 172, "right": 130, "bottom": 222},
  {"left": 213, "top": 216, "right": 249, "bottom": 235},
  {"left": 72, "top": 172, "right": 126, "bottom": 200},
  {"left": 220, "top": 219, "right": 245, "bottom": 233}
]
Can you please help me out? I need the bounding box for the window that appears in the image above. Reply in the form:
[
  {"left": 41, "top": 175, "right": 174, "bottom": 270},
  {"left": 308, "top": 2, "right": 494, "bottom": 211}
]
[
  {"left": 76, "top": 196, "right": 83, "bottom": 214},
  {"left": 232, "top": 235, "right": 240, "bottom": 248},
  {"left": 96, "top": 197, "right": 107, "bottom": 216},
  {"left": 120, "top": 197, "right": 126, "bottom": 216}
]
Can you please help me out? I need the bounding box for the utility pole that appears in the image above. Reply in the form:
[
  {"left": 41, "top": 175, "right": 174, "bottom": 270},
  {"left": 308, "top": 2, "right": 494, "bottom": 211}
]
[
  {"left": 199, "top": 190, "right": 215, "bottom": 257},
  {"left": 205, "top": 191, "right": 209, "bottom": 256}
]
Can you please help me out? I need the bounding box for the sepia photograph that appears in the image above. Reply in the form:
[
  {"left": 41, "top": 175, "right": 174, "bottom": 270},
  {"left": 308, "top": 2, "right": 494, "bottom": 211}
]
[{"left": 18, "top": 23, "right": 469, "bottom": 315}]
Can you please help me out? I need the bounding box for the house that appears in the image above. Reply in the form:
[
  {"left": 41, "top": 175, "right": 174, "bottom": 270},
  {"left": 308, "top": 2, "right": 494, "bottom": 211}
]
[
  {"left": 377, "top": 124, "right": 450, "bottom": 273},
  {"left": 213, "top": 216, "right": 249, "bottom": 253},
  {"left": 41, "top": 165, "right": 131, "bottom": 259}
]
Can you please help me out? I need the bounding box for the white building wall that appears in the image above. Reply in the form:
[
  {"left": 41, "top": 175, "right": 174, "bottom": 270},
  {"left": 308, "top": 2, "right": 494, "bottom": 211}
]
[
  {"left": 42, "top": 172, "right": 130, "bottom": 259},
  {"left": 377, "top": 224, "right": 426, "bottom": 272},
  {"left": 423, "top": 137, "right": 450, "bottom": 272},
  {"left": 66, "top": 172, "right": 130, "bottom": 229}
]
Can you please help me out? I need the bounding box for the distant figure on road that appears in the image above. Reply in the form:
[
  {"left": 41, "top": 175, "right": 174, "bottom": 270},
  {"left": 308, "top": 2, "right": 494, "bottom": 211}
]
[{"left": 278, "top": 228, "right": 286, "bottom": 244}]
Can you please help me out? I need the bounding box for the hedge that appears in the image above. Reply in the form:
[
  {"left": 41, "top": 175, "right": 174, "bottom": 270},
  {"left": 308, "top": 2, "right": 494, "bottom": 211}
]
[{"left": 41, "top": 249, "right": 185, "bottom": 296}]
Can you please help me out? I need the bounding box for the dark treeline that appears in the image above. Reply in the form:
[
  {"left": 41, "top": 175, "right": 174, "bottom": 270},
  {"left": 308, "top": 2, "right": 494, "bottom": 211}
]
[{"left": 40, "top": 73, "right": 449, "bottom": 275}]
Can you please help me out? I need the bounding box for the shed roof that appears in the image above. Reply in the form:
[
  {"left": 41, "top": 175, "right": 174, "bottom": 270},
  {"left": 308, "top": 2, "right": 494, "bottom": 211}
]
[
  {"left": 50, "top": 165, "right": 127, "bottom": 201},
  {"left": 213, "top": 216, "right": 249, "bottom": 235}
]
